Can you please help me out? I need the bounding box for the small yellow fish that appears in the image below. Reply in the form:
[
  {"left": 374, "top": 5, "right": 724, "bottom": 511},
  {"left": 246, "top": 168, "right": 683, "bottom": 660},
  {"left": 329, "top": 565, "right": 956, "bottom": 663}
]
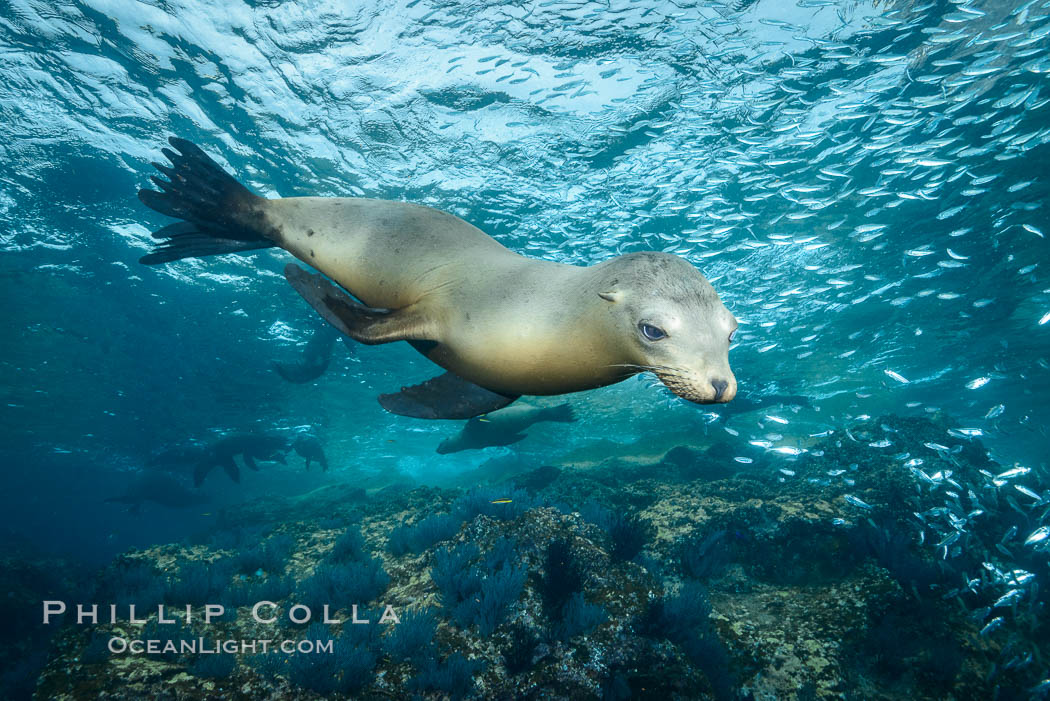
[{"left": 490, "top": 498, "right": 513, "bottom": 504}]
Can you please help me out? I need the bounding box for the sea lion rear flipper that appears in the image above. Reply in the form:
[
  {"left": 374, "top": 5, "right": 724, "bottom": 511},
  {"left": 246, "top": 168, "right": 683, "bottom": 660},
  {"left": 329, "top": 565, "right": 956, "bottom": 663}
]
[
  {"left": 220, "top": 456, "right": 241, "bottom": 483},
  {"left": 378, "top": 372, "right": 519, "bottom": 419},
  {"left": 139, "top": 137, "right": 276, "bottom": 265},
  {"left": 546, "top": 403, "right": 576, "bottom": 423},
  {"left": 284, "top": 264, "right": 436, "bottom": 345}
]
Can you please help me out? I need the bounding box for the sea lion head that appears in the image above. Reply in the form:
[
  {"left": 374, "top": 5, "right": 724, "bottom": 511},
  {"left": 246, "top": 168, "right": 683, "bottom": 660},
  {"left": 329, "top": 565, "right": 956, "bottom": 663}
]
[
  {"left": 435, "top": 437, "right": 458, "bottom": 454},
  {"left": 597, "top": 252, "right": 738, "bottom": 404}
]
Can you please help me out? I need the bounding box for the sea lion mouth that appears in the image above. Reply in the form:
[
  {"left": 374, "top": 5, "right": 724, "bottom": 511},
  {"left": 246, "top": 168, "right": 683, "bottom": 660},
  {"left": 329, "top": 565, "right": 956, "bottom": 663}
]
[{"left": 656, "top": 370, "right": 734, "bottom": 405}]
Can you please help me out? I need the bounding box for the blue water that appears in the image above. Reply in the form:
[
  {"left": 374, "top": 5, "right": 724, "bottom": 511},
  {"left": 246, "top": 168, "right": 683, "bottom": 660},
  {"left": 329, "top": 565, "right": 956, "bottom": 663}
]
[{"left": 1, "top": 0, "right": 1049, "bottom": 697}]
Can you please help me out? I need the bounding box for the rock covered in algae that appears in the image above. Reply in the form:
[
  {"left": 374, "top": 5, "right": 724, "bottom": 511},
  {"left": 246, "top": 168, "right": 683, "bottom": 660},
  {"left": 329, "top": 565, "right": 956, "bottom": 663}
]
[{"left": 35, "top": 414, "right": 1039, "bottom": 699}]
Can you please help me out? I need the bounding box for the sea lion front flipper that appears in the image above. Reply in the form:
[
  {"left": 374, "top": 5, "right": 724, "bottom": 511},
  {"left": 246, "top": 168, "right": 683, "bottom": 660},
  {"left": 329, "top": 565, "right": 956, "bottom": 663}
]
[
  {"left": 193, "top": 461, "right": 212, "bottom": 487},
  {"left": 284, "top": 264, "right": 436, "bottom": 345},
  {"left": 220, "top": 456, "right": 241, "bottom": 483},
  {"left": 378, "top": 372, "right": 519, "bottom": 419}
]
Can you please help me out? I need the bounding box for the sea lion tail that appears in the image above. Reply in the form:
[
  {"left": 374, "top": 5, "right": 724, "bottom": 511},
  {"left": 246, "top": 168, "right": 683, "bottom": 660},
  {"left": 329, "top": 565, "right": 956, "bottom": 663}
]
[
  {"left": 546, "top": 403, "right": 576, "bottom": 423},
  {"left": 138, "top": 136, "right": 276, "bottom": 265}
]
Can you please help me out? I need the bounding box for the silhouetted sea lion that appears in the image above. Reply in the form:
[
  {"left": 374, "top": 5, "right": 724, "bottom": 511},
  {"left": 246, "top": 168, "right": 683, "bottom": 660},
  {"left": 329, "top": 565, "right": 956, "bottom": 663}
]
[
  {"left": 272, "top": 323, "right": 346, "bottom": 384},
  {"left": 292, "top": 434, "right": 328, "bottom": 472},
  {"left": 138, "top": 137, "right": 738, "bottom": 419},
  {"left": 437, "top": 402, "right": 576, "bottom": 454},
  {"left": 147, "top": 443, "right": 206, "bottom": 472},
  {"left": 193, "top": 433, "right": 288, "bottom": 486},
  {"left": 105, "top": 472, "right": 209, "bottom": 513}
]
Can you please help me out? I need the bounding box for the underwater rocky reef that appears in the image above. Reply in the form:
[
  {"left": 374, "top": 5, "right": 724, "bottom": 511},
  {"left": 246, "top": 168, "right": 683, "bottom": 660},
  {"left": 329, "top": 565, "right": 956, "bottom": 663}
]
[{"left": 28, "top": 413, "right": 1050, "bottom": 700}]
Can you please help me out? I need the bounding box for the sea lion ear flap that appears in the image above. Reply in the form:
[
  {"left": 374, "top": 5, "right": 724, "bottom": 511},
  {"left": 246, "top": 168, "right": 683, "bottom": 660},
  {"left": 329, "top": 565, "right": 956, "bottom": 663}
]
[{"left": 598, "top": 290, "right": 623, "bottom": 303}]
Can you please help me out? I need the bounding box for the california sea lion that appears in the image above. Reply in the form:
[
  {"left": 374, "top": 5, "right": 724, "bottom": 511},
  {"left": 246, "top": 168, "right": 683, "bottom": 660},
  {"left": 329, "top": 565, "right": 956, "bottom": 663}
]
[
  {"left": 437, "top": 402, "right": 576, "bottom": 454},
  {"left": 193, "top": 433, "right": 288, "bottom": 486},
  {"left": 272, "top": 322, "right": 344, "bottom": 384},
  {"left": 292, "top": 434, "right": 329, "bottom": 472},
  {"left": 105, "top": 472, "right": 209, "bottom": 513},
  {"left": 148, "top": 442, "right": 207, "bottom": 472},
  {"left": 138, "top": 137, "right": 738, "bottom": 419}
]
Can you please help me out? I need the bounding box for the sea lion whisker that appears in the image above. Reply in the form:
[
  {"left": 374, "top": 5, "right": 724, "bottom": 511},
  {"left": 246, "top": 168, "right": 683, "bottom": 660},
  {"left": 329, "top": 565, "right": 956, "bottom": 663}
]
[
  {"left": 606, "top": 362, "right": 654, "bottom": 371},
  {"left": 606, "top": 363, "right": 693, "bottom": 384},
  {"left": 607, "top": 362, "right": 678, "bottom": 374},
  {"left": 651, "top": 366, "right": 688, "bottom": 377}
]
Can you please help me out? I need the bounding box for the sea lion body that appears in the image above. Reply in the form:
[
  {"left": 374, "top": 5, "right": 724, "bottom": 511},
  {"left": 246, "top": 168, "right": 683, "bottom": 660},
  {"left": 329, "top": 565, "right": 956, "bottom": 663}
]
[
  {"left": 292, "top": 434, "right": 329, "bottom": 471},
  {"left": 263, "top": 197, "right": 629, "bottom": 396},
  {"left": 272, "top": 323, "right": 342, "bottom": 384},
  {"left": 194, "top": 433, "right": 289, "bottom": 486},
  {"left": 148, "top": 443, "right": 207, "bottom": 472},
  {"left": 437, "top": 402, "right": 576, "bottom": 454},
  {"left": 138, "top": 138, "right": 739, "bottom": 416},
  {"left": 106, "top": 472, "right": 209, "bottom": 512}
]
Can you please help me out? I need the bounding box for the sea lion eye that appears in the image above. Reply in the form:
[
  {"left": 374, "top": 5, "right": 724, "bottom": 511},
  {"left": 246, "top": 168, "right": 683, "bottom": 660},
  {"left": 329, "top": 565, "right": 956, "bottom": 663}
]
[
  {"left": 639, "top": 323, "right": 667, "bottom": 341},
  {"left": 729, "top": 329, "right": 737, "bottom": 343}
]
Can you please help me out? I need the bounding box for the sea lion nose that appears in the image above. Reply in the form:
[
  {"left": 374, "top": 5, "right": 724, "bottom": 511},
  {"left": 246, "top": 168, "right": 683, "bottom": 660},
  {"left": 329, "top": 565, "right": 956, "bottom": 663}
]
[{"left": 712, "top": 378, "right": 728, "bottom": 401}]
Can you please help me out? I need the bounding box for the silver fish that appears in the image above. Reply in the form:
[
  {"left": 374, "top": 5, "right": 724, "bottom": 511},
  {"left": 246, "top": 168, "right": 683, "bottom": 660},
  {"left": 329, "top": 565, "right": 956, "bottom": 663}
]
[
  {"left": 996, "top": 466, "right": 1031, "bottom": 481},
  {"left": 980, "top": 617, "right": 1004, "bottom": 636},
  {"left": 993, "top": 589, "right": 1023, "bottom": 608},
  {"left": 1024, "top": 526, "right": 1049, "bottom": 547},
  {"left": 843, "top": 494, "right": 873, "bottom": 510},
  {"left": 984, "top": 404, "right": 1005, "bottom": 419}
]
